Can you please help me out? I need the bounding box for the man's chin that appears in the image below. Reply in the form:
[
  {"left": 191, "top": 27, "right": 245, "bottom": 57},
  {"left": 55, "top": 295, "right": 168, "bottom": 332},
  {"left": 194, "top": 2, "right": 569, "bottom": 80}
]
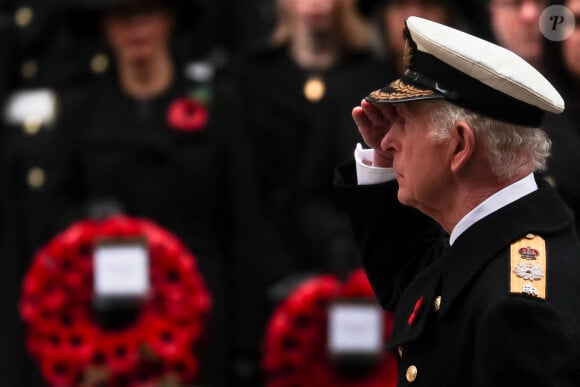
[{"left": 397, "top": 190, "right": 412, "bottom": 207}]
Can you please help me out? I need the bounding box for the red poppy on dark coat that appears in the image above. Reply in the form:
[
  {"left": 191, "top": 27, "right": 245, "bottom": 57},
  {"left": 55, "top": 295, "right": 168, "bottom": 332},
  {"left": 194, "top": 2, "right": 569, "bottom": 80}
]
[
  {"left": 166, "top": 98, "right": 208, "bottom": 132},
  {"left": 408, "top": 296, "right": 424, "bottom": 326}
]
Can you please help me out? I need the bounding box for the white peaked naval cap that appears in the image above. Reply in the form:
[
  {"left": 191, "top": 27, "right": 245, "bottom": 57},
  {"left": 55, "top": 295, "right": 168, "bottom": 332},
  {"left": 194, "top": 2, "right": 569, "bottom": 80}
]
[{"left": 366, "top": 16, "right": 565, "bottom": 127}]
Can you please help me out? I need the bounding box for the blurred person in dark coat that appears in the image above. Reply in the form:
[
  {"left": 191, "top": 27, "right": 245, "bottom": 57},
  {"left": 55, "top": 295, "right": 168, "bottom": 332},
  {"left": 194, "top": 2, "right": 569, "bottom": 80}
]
[
  {"left": 0, "top": 2, "right": 107, "bottom": 386},
  {"left": 223, "top": 0, "right": 396, "bottom": 384},
  {"left": 3, "top": 0, "right": 266, "bottom": 385},
  {"left": 1, "top": 1, "right": 106, "bottom": 261},
  {"left": 544, "top": 0, "right": 580, "bottom": 130},
  {"left": 484, "top": 0, "right": 580, "bottom": 237},
  {"left": 62, "top": 1, "right": 262, "bottom": 386},
  {"left": 540, "top": 0, "right": 580, "bottom": 237},
  {"left": 1, "top": 0, "right": 103, "bottom": 92}
]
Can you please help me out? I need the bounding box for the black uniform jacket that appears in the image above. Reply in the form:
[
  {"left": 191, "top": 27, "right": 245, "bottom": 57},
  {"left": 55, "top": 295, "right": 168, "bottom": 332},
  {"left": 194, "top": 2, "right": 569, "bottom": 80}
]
[{"left": 335, "top": 161, "right": 580, "bottom": 386}]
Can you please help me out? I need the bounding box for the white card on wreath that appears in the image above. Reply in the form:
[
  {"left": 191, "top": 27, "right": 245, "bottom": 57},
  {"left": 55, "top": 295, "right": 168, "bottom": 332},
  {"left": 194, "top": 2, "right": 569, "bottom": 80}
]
[
  {"left": 328, "top": 301, "right": 383, "bottom": 355},
  {"left": 94, "top": 242, "right": 150, "bottom": 298}
]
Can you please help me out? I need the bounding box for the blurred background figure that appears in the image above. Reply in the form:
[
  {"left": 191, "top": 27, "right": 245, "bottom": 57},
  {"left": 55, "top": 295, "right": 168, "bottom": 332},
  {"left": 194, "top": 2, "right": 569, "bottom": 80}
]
[
  {"left": 545, "top": 0, "right": 580, "bottom": 128},
  {"left": 1, "top": 0, "right": 106, "bottom": 263},
  {"left": 2, "top": 0, "right": 256, "bottom": 385},
  {"left": 483, "top": 0, "right": 580, "bottom": 238},
  {"left": 356, "top": 0, "right": 464, "bottom": 73},
  {"left": 488, "top": 0, "right": 549, "bottom": 70},
  {"left": 0, "top": 2, "right": 106, "bottom": 386},
  {"left": 222, "top": 0, "right": 395, "bottom": 384},
  {"left": 481, "top": 0, "right": 580, "bottom": 237},
  {"left": 461, "top": 0, "right": 580, "bottom": 232},
  {"left": 56, "top": 0, "right": 259, "bottom": 386},
  {"left": 1, "top": 0, "right": 103, "bottom": 94},
  {"left": 541, "top": 0, "right": 580, "bottom": 237}
]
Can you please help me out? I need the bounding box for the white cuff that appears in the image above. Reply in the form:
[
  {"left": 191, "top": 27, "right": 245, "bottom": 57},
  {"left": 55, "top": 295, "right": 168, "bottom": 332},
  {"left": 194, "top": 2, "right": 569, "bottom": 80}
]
[{"left": 354, "top": 143, "right": 396, "bottom": 185}]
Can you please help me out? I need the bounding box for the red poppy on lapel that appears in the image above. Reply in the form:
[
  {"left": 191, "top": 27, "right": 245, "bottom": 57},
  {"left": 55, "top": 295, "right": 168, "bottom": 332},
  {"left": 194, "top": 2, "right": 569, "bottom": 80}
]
[
  {"left": 408, "top": 296, "right": 424, "bottom": 326},
  {"left": 166, "top": 98, "right": 208, "bottom": 132}
]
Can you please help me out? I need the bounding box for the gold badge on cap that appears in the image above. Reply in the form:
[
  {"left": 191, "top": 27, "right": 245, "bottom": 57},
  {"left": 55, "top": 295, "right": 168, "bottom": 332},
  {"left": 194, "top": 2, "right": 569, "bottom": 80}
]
[
  {"left": 367, "top": 79, "right": 437, "bottom": 102},
  {"left": 303, "top": 75, "right": 325, "bottom": 103}
]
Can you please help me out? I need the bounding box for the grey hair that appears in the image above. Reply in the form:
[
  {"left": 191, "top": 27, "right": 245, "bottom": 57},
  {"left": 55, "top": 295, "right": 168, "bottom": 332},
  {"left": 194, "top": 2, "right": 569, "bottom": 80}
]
[{"left": 424, "top": 100, "right": 551, "bottom": 181}]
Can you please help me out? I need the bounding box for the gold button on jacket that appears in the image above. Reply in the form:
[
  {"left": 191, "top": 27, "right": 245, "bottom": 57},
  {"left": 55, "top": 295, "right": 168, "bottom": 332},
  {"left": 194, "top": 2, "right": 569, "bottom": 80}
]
[
  {"left": 434, "top": 296, "right": 442, "bottom": 311},
  {"left": 406, "top": 365, "right": 418, "bottom": 382}
]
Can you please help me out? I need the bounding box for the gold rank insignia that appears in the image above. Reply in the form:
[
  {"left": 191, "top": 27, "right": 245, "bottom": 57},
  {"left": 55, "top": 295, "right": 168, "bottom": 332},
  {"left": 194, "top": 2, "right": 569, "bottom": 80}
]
[{"left": 510, "top": 234, "right": 546, "bottom": 299}]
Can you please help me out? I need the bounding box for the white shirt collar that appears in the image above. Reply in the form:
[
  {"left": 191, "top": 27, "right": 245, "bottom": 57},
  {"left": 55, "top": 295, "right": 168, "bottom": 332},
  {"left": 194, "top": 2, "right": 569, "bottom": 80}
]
[{"left": 449, "top": 173, "right": 538, "bottom": 245}]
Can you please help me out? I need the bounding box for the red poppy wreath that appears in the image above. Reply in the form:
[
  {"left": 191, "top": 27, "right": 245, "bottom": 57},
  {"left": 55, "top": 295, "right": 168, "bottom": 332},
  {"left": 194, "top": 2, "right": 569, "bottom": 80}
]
[
  {"left": 20, "top": 215, "right": 211, "bottom": 387},
  {"left": 262, "top": 269, "right": 398, "bottom": 387}
]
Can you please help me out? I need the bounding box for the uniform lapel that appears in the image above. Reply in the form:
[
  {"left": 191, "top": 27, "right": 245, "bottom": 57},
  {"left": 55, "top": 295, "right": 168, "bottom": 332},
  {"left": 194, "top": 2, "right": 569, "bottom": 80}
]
[
  {"left": 439, "top": 181, "right": 572, "bottom": 317},
  {"left": 388, "top": 179, "right": 571, "bottom": 346},
  {"left": 388, "top": 257, "right": 443, "bottom": 348}
]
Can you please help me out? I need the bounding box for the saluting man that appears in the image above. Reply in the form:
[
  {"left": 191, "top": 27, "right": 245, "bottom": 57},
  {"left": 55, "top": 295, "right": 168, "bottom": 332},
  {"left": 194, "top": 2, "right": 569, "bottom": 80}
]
[{"left": 335, "top": 16, "right": 580, "bottom": 386}]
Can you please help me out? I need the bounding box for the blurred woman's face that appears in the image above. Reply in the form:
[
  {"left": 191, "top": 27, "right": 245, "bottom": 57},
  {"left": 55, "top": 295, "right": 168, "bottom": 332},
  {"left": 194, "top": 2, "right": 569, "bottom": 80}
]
[
  {"left": 563, "top": 0, "right": 580, "bottom": 78},
  {"left": 284, "top": 0, "right": 339, "bottom": 33},
  {"left": 102, "top": 0, "right": 175, "bottom": 64}
]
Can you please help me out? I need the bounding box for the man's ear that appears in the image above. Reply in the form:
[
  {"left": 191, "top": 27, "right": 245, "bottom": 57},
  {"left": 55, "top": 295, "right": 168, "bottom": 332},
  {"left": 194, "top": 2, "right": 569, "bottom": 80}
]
[{"left": 450, "top": 121, "right": 475, "bottom": 173}]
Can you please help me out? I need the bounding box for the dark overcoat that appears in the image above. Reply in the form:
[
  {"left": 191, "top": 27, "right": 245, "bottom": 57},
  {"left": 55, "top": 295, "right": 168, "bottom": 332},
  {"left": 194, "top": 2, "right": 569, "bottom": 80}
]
[
  {"left": 335, "top": 162, "right": 580, "bottom": 386},
  {"left": 61, "top": 71, "right": 260, "bottom": 387},
  {"left": 225, "top": 45, "right": 397, "bottom": 384},
  {"left": 2, "top": 66, "right": 263, "bottom": 386}
]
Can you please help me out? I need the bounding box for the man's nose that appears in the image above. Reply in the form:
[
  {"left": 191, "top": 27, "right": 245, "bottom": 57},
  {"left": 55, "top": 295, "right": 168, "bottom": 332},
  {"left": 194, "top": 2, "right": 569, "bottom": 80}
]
[{"left": 380, "top": 126, "right": 397, "bottom": 153}]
